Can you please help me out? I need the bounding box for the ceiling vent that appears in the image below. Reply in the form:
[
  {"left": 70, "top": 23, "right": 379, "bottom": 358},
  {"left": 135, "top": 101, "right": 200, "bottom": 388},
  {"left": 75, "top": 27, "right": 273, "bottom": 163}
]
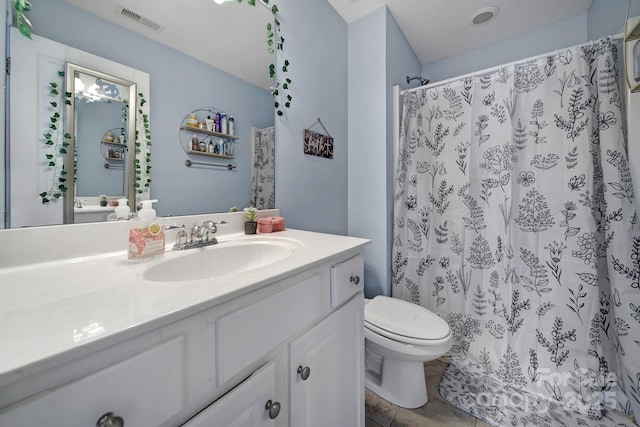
[{"left": 115, "top": 4, "right": 164, "bottom": 32}]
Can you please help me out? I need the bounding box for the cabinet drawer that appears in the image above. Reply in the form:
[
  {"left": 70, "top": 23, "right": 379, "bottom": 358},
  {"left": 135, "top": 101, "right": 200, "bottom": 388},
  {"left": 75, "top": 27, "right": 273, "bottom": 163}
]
[
  {"left": 217, "top": 274, "right": 323, "bottom": 385},
  {"left": 183, "top": 362, "right": 278, "bottom": 426},
  {"left": 330, "top": 254, "right": 364, "bottom": 307},
  {"left": 0, "top": 337, "right": 184, "bottom": 427}
]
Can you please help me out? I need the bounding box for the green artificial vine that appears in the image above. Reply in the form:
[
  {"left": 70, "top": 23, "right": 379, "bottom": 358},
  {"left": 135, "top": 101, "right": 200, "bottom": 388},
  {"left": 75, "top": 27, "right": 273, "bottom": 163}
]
[
  {"left": 39, "top": 72, "right": 71, "bottom": 204},
  {"left": 12, "top": 0, "right": 32, "bottom": 39},
  {"left": 135, "top": 92, "right": 151, "bottom": 194},
  {"left": 237, "top": 0, "right": 292, "bottom": 117}
]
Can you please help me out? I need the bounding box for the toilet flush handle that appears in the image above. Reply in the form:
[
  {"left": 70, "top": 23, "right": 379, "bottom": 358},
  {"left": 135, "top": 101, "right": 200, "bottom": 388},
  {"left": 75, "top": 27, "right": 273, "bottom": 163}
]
[
  {"left": 297, "top": 365, "right": 311, "bottom": 380},
  {"left": 350, "top": 275, "right": 360, "bottom": 285}
]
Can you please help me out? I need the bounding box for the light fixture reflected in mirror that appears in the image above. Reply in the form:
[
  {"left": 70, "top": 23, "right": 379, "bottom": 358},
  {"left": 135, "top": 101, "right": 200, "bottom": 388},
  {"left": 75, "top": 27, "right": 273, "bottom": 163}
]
[{"left": 213, "top": 0, "right": 233, "bottom": 4}]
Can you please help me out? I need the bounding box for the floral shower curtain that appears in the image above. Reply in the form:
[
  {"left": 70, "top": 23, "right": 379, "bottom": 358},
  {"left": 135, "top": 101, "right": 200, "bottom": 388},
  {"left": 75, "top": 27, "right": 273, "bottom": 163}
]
[
  {"left": 393, "top": 38, "right": 640, "bottom": 421},
  {"left": 250, "top": 126, "right": 275, "bottom": 209}
]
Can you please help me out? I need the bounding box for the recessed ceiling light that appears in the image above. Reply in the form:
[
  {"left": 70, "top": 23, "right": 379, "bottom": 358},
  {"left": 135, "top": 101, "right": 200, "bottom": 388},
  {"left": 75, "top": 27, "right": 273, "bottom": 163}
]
[{"left": 470, "top": 6, "right": 500, "bottom": 25}]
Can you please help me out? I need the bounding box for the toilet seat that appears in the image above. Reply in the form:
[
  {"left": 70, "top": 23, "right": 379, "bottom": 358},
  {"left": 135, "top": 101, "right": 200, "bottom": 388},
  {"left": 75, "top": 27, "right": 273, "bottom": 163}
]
[{"left": 364, "top": 296, "right": 450, "bottom": 345}]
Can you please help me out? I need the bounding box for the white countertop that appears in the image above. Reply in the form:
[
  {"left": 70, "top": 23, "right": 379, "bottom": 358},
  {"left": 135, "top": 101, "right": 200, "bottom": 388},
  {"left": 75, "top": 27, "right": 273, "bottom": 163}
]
[{"left": 0, "top": 227, "right": 369, "bottom": 390}]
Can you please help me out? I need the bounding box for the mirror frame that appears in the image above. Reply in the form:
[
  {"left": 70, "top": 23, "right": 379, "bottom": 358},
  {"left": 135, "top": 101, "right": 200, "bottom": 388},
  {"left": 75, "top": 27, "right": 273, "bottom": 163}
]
[{"left": 64, "top": 63, "right": 137, "bottom": 224}]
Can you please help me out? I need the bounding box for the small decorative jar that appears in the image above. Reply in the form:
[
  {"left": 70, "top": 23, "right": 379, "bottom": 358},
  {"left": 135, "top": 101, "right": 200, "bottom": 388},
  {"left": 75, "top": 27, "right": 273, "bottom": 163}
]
[{"left": 187, "top": 114, "right": 198, "bottom": 127}]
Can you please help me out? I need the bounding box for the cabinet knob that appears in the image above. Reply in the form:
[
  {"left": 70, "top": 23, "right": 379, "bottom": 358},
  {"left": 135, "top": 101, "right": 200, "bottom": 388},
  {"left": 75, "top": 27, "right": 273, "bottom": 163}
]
[
  {"left": 350, "top": 275, "right": 360, "bottom": 285},
  {"left": 297, "top": 365, "right": 311, "bottom": 380},
  {"left": 96, "top": 412, "right": 124, "bottom": 427},
  {"left": 265, "top": 399, "right": 281, "bottom": 419}
]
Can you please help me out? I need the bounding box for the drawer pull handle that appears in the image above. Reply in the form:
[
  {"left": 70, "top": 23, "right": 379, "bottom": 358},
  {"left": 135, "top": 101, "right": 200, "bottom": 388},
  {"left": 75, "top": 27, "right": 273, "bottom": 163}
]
[
  {"left": 350, "top": 275, "right": 360, "bottom": 285},
  {"left": 265, "top": 399, "right": 281, "bottom": 419},
  {"left": 96, "top": 412, "right": 124, "bottom": 427},
  {"left": 297, "top": 365, "right": 311, "bottom": 380}
]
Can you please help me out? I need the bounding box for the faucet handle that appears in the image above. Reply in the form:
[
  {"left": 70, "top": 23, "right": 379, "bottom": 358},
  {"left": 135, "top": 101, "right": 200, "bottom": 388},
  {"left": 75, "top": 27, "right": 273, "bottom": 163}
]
[
  {"left": 191, "top": 221, "right": 201, "bottom": 241},
  {"left": 176, "top": 226, "right": 188, "bottom": 247},
  {"left": 165, "top": 223, "right": 185, "bottom": 231}
]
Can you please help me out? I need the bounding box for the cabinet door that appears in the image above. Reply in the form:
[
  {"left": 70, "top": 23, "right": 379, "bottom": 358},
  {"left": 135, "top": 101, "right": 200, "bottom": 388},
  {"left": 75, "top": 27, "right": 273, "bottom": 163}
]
[
  {"left": 183, "top": 361, "right": 282, "bottom": 427},
  {"left": 289, "top": 295, "right": 364, "bottom": 427},
  {"left": 0, "top": 338, "right": 184, "bottom": 427}
]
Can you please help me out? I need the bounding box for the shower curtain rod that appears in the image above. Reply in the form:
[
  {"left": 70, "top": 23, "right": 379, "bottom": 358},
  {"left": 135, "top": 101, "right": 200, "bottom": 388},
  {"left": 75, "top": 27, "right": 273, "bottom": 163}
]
[{"left": 403, "top": 32, "right": 624, "bottom": 95}]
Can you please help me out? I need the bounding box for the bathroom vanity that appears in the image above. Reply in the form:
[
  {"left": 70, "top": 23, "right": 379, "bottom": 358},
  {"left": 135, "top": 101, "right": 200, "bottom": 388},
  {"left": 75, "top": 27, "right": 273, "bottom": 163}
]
[{"left": 0, "top": 212, "right": 369, "bottom": 426}]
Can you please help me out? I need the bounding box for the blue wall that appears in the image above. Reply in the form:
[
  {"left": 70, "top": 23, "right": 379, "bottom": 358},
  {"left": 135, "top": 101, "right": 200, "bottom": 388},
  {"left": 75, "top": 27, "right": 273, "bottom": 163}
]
[
  {"left": 422, "top": 13, "right": 588, "bottom": 83},
  {"left": 588, "top": 0, "right": 640, "bottom": 40},
  {"left": 422, "top": 0, "right": 640, "bottom": 84},
  {"left": 348, "top": 7, "right": 420, "bottom": 297},
  {"left": 21, "top": 0, "right": 274, "bottom": 217},
  {"left": 275, "top": 0, "right": 349, "bottom": 235}
]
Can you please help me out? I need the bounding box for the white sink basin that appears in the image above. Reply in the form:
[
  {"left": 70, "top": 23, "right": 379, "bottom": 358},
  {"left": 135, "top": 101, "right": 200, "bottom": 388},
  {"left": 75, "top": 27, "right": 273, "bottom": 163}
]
[{"left": 143, "top": 237, "right": 300, "bottom": 282}]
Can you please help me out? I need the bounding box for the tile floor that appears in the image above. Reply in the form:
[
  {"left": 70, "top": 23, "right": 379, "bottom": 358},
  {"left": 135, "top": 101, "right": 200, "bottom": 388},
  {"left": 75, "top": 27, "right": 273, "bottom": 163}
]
[{"left": 365, "top": 358, "right": 491, "bottom": 427}]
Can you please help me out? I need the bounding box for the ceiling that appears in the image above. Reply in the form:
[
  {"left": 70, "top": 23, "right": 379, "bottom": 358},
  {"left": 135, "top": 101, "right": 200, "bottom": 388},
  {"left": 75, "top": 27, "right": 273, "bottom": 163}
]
[
  {"left": 328, "top": 0, "right": 593, "bottom": 64},
  {"left": 65, "top": 0, "right": 593, "bottom": 89},
  {"left": 65, "top": 0, "right": 273, "bottom": 89}
]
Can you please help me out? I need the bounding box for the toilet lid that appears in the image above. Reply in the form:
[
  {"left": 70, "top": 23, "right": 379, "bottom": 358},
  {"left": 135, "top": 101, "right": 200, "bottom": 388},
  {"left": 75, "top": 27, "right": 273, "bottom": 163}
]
[{"left": 365, "top": 296, "right": 450, "bottom": 340}]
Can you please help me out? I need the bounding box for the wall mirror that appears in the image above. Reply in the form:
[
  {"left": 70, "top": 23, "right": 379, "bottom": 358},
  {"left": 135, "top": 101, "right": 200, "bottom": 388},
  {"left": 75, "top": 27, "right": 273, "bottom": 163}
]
[
  {"left": 7, "top": 24, "right": 151, "bottom": 228},
  {"left": 3, "top": 0, "right": 275, "bottom": 228},
  {"left": 64, "top": 63, "right": 137, "bottom": 224}
]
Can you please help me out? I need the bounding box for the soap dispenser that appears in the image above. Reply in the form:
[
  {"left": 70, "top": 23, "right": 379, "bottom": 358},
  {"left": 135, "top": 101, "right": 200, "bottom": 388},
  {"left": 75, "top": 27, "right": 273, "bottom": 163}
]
[
  {"left": 128, "top": 199, "right": 165, "bottom": 262},
  {"left": 115, "top": 198, "right": 131, "bottom": 220}
]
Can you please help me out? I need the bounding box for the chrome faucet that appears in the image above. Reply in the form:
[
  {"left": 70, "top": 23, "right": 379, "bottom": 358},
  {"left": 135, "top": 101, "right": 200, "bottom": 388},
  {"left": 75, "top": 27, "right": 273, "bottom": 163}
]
[
  {"left": 168, "top": 220, "right": 227, "bottom": 251},
  {"left": 195, "top": 220, "right": 218, "bottom": 241}
]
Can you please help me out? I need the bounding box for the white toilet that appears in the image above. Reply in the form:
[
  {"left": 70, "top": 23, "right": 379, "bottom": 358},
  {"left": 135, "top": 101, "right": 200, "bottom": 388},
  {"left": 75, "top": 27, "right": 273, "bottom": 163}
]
[{"left": 364, "top": 295, "right": 452, "bottom": 409}]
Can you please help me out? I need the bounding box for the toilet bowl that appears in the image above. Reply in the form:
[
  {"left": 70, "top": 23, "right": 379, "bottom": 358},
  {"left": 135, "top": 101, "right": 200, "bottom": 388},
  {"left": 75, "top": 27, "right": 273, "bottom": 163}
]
[{"left": 364, "top": 296, "right": 452, "bottom": 409}]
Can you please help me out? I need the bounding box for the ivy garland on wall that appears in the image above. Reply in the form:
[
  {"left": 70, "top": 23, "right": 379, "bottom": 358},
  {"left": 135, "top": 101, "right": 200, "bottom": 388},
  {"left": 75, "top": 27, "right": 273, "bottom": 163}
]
[
  {"left": 39, "top": 72, "right": 71, "bottom": 204},
  {"left": 12, "top": 0, "right": 32, "bottom": 39},
  {"left": 135, "top": 92, "right": 152, "bottom": 194},
  {"left": 237, "top": 0, "right": 292, "bottom": 116}
]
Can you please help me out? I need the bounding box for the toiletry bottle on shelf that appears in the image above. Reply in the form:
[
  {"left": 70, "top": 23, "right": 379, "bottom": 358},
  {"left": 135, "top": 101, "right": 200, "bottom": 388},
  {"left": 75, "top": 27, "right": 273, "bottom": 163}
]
[
  {"left": 208, "top": 140, "right": 214, "bottom": 153},
  {"left": 206, "top": 115, "right": 214, "bottom": 131},
  {"left": 228, "top": 116, "right": 235, "bottom": 136},
  {"left": 215, "top": 112, "right": 221, "bottom": 133},
  {"left": 191, "top": 134, "right": 199, "bottom": 151},
  {"left": 220, "top": 113, "right": 227, "bottom": 134},
  {"left": 128, "top": 199, "right": 165, "bottom": 262},
  {"left": 219, "top": 139, "right": 225, "bottom": 155},
  {"left": 187, "top": 114, "right": 198, "bottom": 127}
]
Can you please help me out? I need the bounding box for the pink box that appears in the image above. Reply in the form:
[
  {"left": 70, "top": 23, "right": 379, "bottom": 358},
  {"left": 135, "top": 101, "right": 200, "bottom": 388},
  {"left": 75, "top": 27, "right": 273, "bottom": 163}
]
[
  {"left": 257, "top": 218, "right": 273, "bottom": 233},
  {"left": 257, "top": 216, "right": 286, "bottom": 233}
]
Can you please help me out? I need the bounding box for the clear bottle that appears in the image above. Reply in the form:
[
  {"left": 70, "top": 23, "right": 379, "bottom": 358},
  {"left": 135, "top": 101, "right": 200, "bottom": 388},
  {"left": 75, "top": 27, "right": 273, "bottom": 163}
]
[
  {"left": 220, "top": 113, "right": 228, "bottom": 134},
  {"left": 208, "top": 140, "right": 214, "bottom": 153},
  {"left": 228, "top": 116, "right": 235, "bottom": 136}
]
